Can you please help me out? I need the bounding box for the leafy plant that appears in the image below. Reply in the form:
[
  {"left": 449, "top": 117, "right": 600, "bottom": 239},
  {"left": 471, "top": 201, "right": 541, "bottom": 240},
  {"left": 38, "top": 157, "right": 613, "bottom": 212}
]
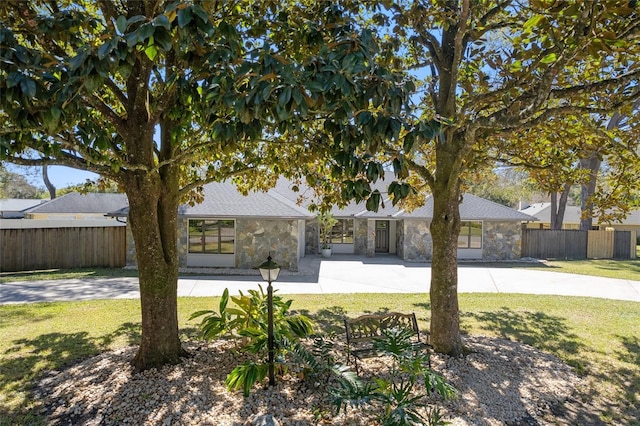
[
  {"left": 318, "top": 211, "right": 338, "bottom": 249},
  {"left": 190, "top": 285, "right": 315, "bottom": 394},
  {"left": 330, "top": 327, "right": 456, "bottom": 426}
]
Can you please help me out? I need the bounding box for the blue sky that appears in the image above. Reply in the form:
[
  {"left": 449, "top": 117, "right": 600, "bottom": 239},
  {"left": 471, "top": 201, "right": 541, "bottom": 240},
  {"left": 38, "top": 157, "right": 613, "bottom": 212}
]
[{"left": 6, "top": 164, "right": 98, "bottom": 190}]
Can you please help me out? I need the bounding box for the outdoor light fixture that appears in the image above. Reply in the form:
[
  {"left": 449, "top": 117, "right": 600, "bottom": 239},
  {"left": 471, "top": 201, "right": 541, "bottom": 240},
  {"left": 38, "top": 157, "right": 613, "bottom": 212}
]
[{"left": 258, "top": 253, "right": 281, "bottom": 386}]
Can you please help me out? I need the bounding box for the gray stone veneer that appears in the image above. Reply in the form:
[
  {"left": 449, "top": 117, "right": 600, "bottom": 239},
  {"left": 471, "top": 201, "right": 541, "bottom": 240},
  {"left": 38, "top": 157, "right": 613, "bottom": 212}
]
[
  {"left": 305, "top": 219, "right": 319, "bottom": 254},
  {"left": 401, "top": 220, "right": 432, "bottom": 262},
  {"left": 354, "top": 219, "right": 368, "bottom": 255},
  {"left": 482, "top": 221, "right": 522, "bottom": 260},
  {"left": 235, "top": 219, "right": 300, "bottom": 270}
]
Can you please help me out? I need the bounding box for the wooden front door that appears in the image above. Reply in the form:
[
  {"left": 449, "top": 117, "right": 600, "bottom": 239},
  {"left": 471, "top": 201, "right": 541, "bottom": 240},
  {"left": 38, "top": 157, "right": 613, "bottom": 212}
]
[{"left": 375, "top": 220, "right": 389, "bottom": 253}]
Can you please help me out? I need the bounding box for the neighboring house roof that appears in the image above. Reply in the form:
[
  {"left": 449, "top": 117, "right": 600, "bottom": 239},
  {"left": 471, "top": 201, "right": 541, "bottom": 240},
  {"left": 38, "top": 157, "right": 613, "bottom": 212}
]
[
  {"left": 0, "top": 199, "right": 47, "bottom": 217},
  {"left": 25, "top": 192, "right": 128, "bottom": 214},
  {"left": 178, "top": 181, "right": 313, "bottom": 219},
  {"left": 520, "top": 203, "right": 640, "bottom": 226},
  {"left": 399, "top": 193, "right": 538, "bottom": 221}
]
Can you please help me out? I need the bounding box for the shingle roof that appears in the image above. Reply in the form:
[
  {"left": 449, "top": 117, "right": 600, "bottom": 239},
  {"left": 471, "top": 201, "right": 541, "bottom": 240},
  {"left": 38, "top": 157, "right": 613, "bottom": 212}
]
[
  {"left": 25, "top": 193, "right": 128, "bottom": 214},
  {"left": 400, "top": 193, "right": 538, "bottom": 221},
  {"left": 520, "top": 203, "right": 640, "bottom": 225},
  {"left": 179, "top": 181, "right": 313, "bottom": 218}
]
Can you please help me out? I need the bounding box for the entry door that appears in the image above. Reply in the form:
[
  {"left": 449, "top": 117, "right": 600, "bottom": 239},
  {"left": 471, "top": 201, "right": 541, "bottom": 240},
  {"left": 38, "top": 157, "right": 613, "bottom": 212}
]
[{"left": 375, "top": 221, "right": 389, "bottom": 253}]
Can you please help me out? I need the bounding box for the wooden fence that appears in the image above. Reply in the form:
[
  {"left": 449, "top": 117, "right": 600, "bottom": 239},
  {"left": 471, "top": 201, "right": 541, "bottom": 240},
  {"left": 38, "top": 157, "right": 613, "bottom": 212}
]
[
  {"left": 522, "top": 229, "right": 636, "bottom": 260},
  {"left": 0, "top": 224, "right": 126, "bottom": 272}
]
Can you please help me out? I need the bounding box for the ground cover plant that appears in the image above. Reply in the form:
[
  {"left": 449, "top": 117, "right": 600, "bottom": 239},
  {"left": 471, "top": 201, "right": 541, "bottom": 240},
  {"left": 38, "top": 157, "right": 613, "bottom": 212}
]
[{"left": 0, "top": 293, "right": 638, "bottom": 425}]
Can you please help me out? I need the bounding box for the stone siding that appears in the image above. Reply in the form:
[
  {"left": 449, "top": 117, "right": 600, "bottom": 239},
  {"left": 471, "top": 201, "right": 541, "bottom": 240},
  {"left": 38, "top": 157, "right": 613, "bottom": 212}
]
[
  {"left": 354, "top": 219, "right": 368, "bottom": 255},
  {"left": 401, "top": 220, "right": 432, "bottom": 262},
  {"left": 236, "top": 219, "right": 299, "bottom": 270},
  {"left": 365, "top": 220, "right": 376, "bottom": 257},
  {"left": 482, "top": 221, "right": 522, "bottom": 260},
  {"left": 305, "top": 219, "right": 320, "bottom": 254}
]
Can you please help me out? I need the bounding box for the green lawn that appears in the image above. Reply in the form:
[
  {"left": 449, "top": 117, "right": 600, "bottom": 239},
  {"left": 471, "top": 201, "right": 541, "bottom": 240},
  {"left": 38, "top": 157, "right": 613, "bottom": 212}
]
[{"left": 1, "top": 294, "right": 638, "bottom": 425}]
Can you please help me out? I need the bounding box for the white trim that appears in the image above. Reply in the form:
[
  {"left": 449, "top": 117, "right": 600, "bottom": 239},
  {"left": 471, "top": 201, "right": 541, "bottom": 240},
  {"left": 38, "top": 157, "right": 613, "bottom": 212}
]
[{"left": 187, "top": 253, "right": 235, "bottom": 267}]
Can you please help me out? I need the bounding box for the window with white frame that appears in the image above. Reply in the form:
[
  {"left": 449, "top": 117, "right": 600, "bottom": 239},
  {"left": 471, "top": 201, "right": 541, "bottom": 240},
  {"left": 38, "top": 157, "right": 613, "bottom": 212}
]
[
  {"left": 188, "top": 219, "right": 235, "bottom": 254},
  {"left": 330, "top": 219, "right": 354, "bottom": 244},
  {"left": 458, "top": 221, "right": 482, "bottom": 249}
]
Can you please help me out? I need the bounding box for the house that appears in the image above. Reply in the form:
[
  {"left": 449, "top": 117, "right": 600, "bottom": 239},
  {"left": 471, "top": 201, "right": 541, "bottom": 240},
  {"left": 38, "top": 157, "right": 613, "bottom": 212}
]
[
  {"left": 114, "top": 178, "right": 537, "bottom": 270},
  {"left": 520, "top": 202, "right": 640, "bottom": 236},
  {"left": 0, "top": 198, "right": 46, "bottom": 218},
  {"left": 23, "top": 192, "right": 128, "bottom": 220}
]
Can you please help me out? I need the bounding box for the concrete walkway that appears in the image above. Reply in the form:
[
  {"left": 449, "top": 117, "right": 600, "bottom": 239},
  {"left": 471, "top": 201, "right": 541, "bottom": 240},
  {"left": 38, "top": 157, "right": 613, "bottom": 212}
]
[{"left": 1, "top": 255, "right": 639, "bottom": 304}]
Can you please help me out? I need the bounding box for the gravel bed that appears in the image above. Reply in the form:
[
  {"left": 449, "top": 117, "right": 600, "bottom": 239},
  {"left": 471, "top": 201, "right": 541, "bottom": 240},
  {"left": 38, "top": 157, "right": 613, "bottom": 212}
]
[{"left": 35, "top": 336, "right": 580, "bottom": 425}]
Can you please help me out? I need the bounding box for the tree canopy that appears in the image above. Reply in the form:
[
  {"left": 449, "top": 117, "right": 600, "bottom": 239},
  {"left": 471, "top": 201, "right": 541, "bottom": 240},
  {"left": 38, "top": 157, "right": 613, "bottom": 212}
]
[{"left": 0, "top": 0, "right": 412, "bottom": 370}]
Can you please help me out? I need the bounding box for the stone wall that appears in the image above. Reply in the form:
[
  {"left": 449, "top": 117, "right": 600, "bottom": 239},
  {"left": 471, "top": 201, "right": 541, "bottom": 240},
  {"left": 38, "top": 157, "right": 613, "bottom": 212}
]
[
  {"left": 236, "top": 219, "right": 300, "bottom": 270},
  {"left": 305, "top": 219, "right": 319, "bottom": 254},
  {"left": 365, "top": 220, "right": 376, "bottom": 257},
  {"left": 354, "top": 219, "right": 368, "bottom": 255},
  {"left": 482, "top": 221, "right": 522, "bottom": 260},
  {"left": 401, "top": 220, "right": 432, "bottom": 262},
  {"left": 396, "top": 220, "right": 405, "bottom": 259}
]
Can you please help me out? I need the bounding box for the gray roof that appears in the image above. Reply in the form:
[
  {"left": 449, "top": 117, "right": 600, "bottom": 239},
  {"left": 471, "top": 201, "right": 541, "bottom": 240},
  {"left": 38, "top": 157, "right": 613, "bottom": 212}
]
[
  {"left": 178, "top": 181, "right": 313, "bottom": 219},
  {"left": 520, "top": 203, "right": 640, "bottom": 226},
  {"left": 25, "top": 193, "right": 128, "bottom": 214},
  {"left": 105, "top": 178, "right": 533, "bottom": 222},
  {"left": 0, "top": 198, "right": 46, "bottom": 212},
  {"left": 400, "top": 193, "right": 538, "bottom": 221}
]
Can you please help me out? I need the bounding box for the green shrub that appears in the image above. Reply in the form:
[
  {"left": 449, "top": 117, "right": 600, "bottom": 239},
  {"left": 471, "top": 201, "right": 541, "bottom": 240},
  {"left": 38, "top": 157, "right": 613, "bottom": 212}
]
[
  {"left": 330, "top": 327, "right": 456, "bottom": 426},
  {"left": 190, "top": 285, "right": 315, "bottom": 395}
]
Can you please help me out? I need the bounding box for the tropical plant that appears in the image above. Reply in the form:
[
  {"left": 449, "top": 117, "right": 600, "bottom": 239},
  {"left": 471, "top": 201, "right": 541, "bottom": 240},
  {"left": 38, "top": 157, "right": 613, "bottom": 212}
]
[
  {"left": 331, "top": 327, "right": 456, "bottom": 426},
  {"left": 318, "top": 211, "right": 338, "bottom": 250},
  {"left": 191, "top": 285, "right": 315, "bottom": 395}
]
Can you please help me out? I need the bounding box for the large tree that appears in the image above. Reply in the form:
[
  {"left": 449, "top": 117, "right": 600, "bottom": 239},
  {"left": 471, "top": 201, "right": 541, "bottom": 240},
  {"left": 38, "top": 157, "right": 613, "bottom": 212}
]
[
  {"left": 0, "top": 1, "right": 410, "bottom": 370},
  {"left": 380, "top": 1, "right": 640, "bottom": 354}
]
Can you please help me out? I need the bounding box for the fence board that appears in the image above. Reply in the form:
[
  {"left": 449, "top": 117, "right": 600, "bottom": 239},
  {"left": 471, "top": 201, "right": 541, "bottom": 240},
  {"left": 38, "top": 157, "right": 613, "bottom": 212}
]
[
  {"left": 522, "top": 229, "right": 587, "bottom": 259},
  {"left": 613, "top": 231, "right": 632, "bottom": 259},
  {"left": 587, "top": 230, "right": 614, "bottom": 259},
  {"left": 0, "top": 226, "right": 126, "bottom": 272}
]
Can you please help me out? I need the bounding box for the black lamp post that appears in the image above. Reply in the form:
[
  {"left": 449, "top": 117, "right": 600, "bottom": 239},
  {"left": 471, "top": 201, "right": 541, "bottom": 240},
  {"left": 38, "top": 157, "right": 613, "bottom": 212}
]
[{"left": 258, "top": 253, "right": 281, "bottom": 386}]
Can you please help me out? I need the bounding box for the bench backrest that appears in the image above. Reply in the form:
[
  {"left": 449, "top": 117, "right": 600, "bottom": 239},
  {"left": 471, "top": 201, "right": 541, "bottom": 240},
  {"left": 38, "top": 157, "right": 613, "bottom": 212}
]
[{"left": 344, "top": 312, "right": 421, "bottom": 345}]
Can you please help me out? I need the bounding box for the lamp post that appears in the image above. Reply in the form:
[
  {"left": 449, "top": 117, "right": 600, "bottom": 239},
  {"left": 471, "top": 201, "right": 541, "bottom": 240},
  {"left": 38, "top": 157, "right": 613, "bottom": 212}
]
[{"left": 258, "top": 253, "right": 281, "bottom": 386}]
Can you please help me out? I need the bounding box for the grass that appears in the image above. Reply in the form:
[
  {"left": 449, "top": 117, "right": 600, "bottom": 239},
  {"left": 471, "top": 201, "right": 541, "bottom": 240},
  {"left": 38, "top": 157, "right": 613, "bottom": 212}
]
[
  {"left": 0, "top": 268, "right": 138, "bottom": 284},
  {"left": 1, "top": 293, "right": 638, "bottom": 425}
]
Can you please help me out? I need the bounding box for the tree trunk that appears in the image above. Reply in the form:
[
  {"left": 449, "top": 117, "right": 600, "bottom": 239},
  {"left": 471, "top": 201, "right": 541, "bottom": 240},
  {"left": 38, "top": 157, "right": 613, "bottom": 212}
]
[
  {"left": 429, "top": 150, "right": 464, "bottom": 356},
  {"left": 124, "top": 170, "right": 186, "bottom": 372},
  {"left": 579, "top": 155, "right": 601, "bottom": 231},
  {"left": 42, "top": 164, "right": 56, "bottom": 199},
  {"left": 549, "top": 183, "right": 570, "bottom": 230}
]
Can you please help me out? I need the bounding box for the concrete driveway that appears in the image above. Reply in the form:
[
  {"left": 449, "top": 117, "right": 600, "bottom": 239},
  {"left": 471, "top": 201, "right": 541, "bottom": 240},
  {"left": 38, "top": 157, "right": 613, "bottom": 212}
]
[{"left": 1, "top": 255, "right": 639, "bottom": 304}]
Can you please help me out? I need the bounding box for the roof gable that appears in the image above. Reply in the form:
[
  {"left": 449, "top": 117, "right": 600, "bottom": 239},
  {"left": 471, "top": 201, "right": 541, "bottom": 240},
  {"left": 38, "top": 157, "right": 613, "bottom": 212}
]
[{"left": 25, "top": 193, "right": 128, "bottom": 214}]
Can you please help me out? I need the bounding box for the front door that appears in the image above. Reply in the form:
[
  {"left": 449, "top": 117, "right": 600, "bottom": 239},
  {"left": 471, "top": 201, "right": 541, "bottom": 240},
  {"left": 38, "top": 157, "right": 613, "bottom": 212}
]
[{"left": 375, "top": 220, "right": 389, "bottom": 253}]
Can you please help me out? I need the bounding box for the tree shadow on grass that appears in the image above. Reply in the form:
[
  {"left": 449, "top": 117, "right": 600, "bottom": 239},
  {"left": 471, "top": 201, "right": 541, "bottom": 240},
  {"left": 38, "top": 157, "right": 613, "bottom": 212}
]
[
  {"left": 461, "top": 307, "right": 585, "bottom": 365},
  {"left": 296, "top": 306, "right": 348, "bottom": 335}
]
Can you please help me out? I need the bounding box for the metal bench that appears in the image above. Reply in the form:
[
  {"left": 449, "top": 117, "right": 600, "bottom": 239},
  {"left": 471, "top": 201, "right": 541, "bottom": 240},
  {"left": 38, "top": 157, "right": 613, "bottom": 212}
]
[{"left": 343, "top": 312, "right": 431, "bottom": 374}]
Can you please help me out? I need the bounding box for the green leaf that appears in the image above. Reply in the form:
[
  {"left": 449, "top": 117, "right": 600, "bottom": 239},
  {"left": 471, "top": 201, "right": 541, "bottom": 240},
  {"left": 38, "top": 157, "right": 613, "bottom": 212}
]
[
  {"left": 219, "top": 288, "right": 229, "bottom": 313},
  {"left": 154, "top": 14, "right": 171, "bottom": 30},
  {"left": 540, "top": 53, "right": 557, "bottom": 64},
  {"left": 116, "top": 15, "right": 127, "bottom": 34},
  {"left": 69, "top": 51, "right": 87, "bottom": 71},
  {"left": 177, "top": 7, "right": 193, "bottom": 28},
  {"left": 6, "top": 72, "right": 22, "bottom": 88},
  {"left": 97, "top": 40, "right": 112, "bottom": 60},
  {"left": 20, "top": 77, "right": 36, "bottom": 99},
  {"left": 144, "top": 45, "right": 158, "bottom": 60},
  {"left": 127, "top": 16, "right": 146, "bottom": 26},
  {"left": 523, "top": 14, "right": 546, "bottom": 31}
]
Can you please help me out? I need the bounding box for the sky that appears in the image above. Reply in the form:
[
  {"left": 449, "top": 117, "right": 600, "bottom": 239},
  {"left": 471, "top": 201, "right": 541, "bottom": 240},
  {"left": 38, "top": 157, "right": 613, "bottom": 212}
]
[{"left": 6, "top": 163, "right": 98, "bottom": 190}]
